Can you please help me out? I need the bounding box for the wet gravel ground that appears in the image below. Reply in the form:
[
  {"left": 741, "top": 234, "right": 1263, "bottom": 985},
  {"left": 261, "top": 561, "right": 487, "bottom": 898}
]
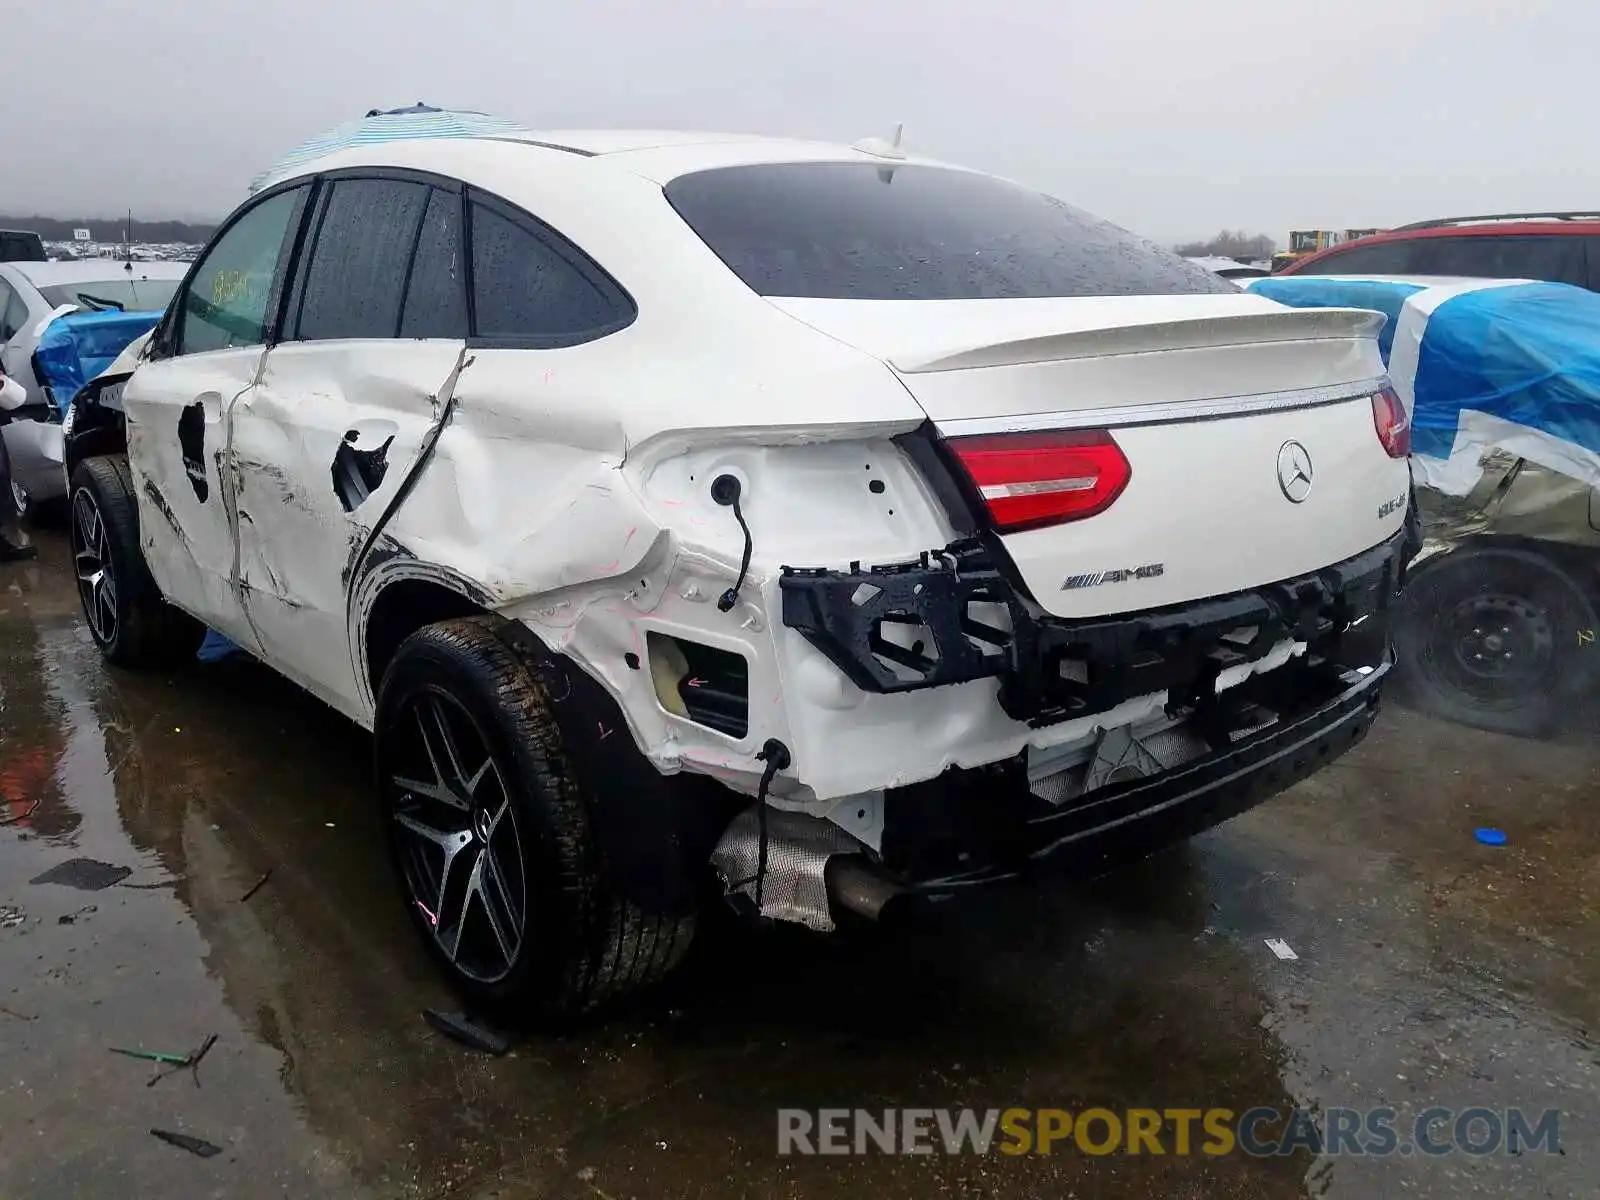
[{"left": 2, "top": 533, "right": 1597, "bottom": 1199}]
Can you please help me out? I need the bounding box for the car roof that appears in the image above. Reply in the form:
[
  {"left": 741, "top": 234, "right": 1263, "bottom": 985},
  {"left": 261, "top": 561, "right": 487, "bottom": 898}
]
[
  {"left": 522, "top": 129, "right": 822, "bottom": 155},
  {"left": 253, "top": 127, "right": 971, "bottom": 194},
  {"left": 1286, "top": 218, "right": 1600, "bottom": 273},
  {"left": 4, "top": 260, "right": 189, "bottom": 287}
]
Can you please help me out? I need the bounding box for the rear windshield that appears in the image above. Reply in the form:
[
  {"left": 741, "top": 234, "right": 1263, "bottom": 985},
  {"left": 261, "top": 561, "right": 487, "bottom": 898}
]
[
  {"left": 663, "top": 162, "right": 1235, "bottom": 301},
  {"left": 39, "top": 278, "right": 182, "bottom": 313}
]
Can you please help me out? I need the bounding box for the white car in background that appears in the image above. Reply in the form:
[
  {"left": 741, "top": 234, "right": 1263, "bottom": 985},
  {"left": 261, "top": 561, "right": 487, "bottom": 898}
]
[
  {"left": 61, "top": 123, "right": 1414, "bottom": 1019},
  {"left": 1185, "top": 255, "right": 1272, "bottom": 281},
  {"left": 0, "top": 260, "right": 186, "bottom": 510}
]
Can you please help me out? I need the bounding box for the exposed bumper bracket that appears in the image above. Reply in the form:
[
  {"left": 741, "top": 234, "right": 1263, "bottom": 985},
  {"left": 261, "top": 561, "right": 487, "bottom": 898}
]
[{"left": 780, "top": 532, "right": 1407, "bottom": 727}]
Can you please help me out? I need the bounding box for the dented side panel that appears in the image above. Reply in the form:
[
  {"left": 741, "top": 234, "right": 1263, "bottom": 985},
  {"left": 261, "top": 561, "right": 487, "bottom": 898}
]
[
  {"left": 1418, "top": 454, "right": 1600, "bottom": 555},
  {"left": 231, "top": 338, "right": 468, "bottom": 720},
  {"left": 122, "top": 346, "right": 266, "bottom": 653},
  {"left": 497, "top": 433, "right": 971, "bottom": 800}
]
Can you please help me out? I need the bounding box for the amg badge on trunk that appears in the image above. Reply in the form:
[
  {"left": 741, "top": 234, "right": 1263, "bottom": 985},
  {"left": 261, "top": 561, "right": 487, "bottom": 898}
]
[{"left": 1062, "top": 564, "right": 1165, "bottom": 591}]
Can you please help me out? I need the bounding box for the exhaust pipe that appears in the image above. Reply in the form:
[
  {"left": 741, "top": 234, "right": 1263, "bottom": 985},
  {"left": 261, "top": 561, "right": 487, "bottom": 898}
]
[
  {"left": 710, "top": 807, "right": 905, "bottom": 931},
  {"left": 825, "top": 855, "right": 903, "bottom": 922}
]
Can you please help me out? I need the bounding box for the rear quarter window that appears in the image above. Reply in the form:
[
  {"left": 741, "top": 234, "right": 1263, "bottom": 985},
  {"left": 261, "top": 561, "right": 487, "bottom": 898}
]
[
  {"left": 467, "top": 194, "right": 635, "bottom": 346},
  {"left": 663, "top": 162, "right": 1235, "bottom": 300}
]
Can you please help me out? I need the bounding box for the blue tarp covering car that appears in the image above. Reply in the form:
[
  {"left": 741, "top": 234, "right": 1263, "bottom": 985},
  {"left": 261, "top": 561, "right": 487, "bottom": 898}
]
[
  {"left": 1249, "top": 275, "right": 1600, "bottom": 740},
  {"left": 31, "top": 309, "right": 163, "bottom": 416},
  {"left": 1245, "top": 275, "right": 1600, "bottom": 496}
]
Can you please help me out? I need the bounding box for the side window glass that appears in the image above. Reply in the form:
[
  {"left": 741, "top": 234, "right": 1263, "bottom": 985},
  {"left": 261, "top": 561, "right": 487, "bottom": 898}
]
[
  {"left": 400, "top": 188, "right": 468, "bottom": 338},
  {"left": 1297, "top": 241, "right": 1416, "bottom": 276},
  {"left": 1408, "top": 237, "right": 1488, "bottom": 277},
  {"left": 297, "top": 178, "right": 429, "bottom": 341},
  {"left": 1523, "top": 237, "right": 1586, "bottom": 285},
  {"left": 1409, "top": 235, "right": 1585, "bottom": 284},
  {"left": 0, "top": 283, "right": 18, "bottom": 340},
  {"left": 469, "top": 199, "right": 633, "bottom": 344},
  {"left": 178, "top": 187, "right": 305, "bottom": 355}
]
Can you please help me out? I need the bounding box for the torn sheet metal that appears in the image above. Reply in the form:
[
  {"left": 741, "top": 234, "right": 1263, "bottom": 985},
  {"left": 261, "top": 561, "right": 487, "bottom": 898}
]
[
  {"left": 123, "top": 351, "right": 267, "bottom": 659},
  {"left": 1415, "top": 452, "right": 1600, "bottom": 561},
  {"left": 232, "top": 339, "right": 473, "bottom": 721}
]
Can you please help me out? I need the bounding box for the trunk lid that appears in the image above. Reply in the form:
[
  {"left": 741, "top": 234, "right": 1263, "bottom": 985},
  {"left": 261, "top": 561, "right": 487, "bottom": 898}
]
[{"left": 771, "top": 294, "right": 1410, "bottom": 619}]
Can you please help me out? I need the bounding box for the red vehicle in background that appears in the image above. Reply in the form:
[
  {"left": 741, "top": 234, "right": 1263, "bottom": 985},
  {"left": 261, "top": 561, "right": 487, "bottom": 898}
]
[{"left": 1276, "top": 212, "right": 1600, "bottom": 289}]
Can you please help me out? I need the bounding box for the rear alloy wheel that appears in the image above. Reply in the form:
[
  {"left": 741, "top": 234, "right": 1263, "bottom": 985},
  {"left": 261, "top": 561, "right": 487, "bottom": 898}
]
[
  {"left": 376, "top": 617, "right": 695, "bottom": 1019},
  {"left": 388, "top": 687, "right": 529, "bottom": 985},
  {"left": 1394, "top": 545, "right": 1598, "bottom": 737},
  {"left": 68, "top": 456, "right": 204, "bottom": 667}
]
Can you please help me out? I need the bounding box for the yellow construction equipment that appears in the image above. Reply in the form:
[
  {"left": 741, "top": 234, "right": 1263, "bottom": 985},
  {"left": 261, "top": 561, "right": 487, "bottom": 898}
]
[{"left": 1271, "top": 228, "right": 1386, "bottom": 273}]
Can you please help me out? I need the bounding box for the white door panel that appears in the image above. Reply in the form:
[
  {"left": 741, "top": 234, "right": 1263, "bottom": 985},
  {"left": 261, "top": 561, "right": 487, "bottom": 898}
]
[
  {"left": 231, "top": 338, "right": 466, "bottom": 717},
  {"left": 122, "top": 348, "right": 264, "bottom": 646},
  {"left": 119, "top": 180, "right": 312, "bottom": 650}
]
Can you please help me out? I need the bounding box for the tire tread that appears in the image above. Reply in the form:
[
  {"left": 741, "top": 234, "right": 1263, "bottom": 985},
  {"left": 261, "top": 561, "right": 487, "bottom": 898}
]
[
  {"left": 378, "top": 616, "right": 694, "bottom": 1019},
  {"left": 71, "top": 455, "right": 204, "bottom": 667}
]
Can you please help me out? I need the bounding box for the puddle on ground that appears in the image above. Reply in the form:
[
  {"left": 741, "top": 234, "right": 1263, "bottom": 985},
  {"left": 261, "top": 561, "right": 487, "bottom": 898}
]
[{"left": 2, "top": 532, "right": 1597, "bottom": 1199}]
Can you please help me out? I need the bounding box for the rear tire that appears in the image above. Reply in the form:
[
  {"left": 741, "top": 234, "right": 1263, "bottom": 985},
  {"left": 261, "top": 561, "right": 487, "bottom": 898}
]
[
  {"left": 375, "top": 617, "right": 695, "bottom": 1021},
  {"left": 68, "top": 456, "right": 205, "bottom": 667},
  {"left": 1393, "top": 545, "right": 1598, "bottom": 737}
]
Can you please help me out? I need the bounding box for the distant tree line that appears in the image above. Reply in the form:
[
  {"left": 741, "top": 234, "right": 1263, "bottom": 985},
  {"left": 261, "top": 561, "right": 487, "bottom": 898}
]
[
  {"left": 0, "top": 215, "right": 217, "bottom": 244},
  {"left": 1174, "top": 230, "right": 1277, "bottom": 261}
]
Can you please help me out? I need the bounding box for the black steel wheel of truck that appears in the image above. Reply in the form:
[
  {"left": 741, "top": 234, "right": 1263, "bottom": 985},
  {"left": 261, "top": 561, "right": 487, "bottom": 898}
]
[
  {"left": 374, "top": 617, "right": 695, "bottom": 1019},
  {"left": 1393, "top": 543, "right": 1599, "bottom": 737},
  {"left": 68, "top": 456, "right": 205, "bottom": 667}
]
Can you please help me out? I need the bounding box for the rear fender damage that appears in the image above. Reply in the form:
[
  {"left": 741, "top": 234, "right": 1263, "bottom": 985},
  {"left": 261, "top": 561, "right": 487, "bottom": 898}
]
[{"left": 346, "top": 409, "right": 978, "bottom": 912}]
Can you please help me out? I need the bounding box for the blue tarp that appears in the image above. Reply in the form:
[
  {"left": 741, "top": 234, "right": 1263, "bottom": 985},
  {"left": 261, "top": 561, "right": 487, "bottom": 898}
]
[
  {"left": 1244, "top": 275, "right": 1600, "bottom": 493},
  {"left": 250, "top": 105, "right": 538, "bottom": 194},
  {"left": 1249, "top": 276, "right": 1424, "bottom": 363},
  {"left": 197, "top": 629, "right": 243, "bottom": 662},
  {"left": 32, "top": 310, "right": 162, "bottom": 417},
  {"left": 1408, "top": 282, "right": 1600, "bottom": 462}
]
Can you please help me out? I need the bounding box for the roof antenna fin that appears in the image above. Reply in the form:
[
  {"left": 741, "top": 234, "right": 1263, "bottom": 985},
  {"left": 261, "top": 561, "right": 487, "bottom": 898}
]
[{"left": 852, "top": 122, "right": 907, "bottom": 161}]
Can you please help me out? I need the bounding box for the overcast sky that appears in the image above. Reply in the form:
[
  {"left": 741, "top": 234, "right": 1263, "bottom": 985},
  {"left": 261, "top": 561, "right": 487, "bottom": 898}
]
[{"left": 2, "top": 0, "right": 1587, "bottom": 242}]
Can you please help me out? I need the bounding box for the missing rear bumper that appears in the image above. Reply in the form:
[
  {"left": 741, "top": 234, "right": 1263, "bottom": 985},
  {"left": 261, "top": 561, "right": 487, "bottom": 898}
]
[
  {"left": 888, "top": 651, "right": 1389, "bottom": 891},
  {"left": 709, "top": 649, "right": 1388, "bottom": 926}
]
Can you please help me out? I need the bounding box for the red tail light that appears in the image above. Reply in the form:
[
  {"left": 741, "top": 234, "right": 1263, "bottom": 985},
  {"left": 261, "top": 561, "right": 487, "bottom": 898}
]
[
  {"left": 947, "top": 429, "right": 1132, "bottom": 532},
  {"left": 1371, "top": 385, "right": 1411, "bottom": 458}
]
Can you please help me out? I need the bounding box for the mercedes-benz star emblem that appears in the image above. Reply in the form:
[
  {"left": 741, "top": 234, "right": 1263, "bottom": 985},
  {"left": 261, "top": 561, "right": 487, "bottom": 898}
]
[{"left": 1276, "top": 440, "right": 1314, "bottom": 503}]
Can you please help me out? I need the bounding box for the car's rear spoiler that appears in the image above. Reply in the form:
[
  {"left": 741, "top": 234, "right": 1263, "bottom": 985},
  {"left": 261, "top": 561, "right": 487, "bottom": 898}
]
[{"left": 894, "top": 307, "right": 1386, "bottom": 374}]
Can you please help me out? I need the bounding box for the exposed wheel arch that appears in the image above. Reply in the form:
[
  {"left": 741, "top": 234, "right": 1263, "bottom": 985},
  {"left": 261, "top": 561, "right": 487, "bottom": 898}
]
[
  {"left": 63, "top": 373, "right": 133, "bottom": 480},
  {"left": 360, "top": 579, "right": 745, "bottom": 920},
  {"left": 361, "top": 577, "right": 491, "bottom": 700}
]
